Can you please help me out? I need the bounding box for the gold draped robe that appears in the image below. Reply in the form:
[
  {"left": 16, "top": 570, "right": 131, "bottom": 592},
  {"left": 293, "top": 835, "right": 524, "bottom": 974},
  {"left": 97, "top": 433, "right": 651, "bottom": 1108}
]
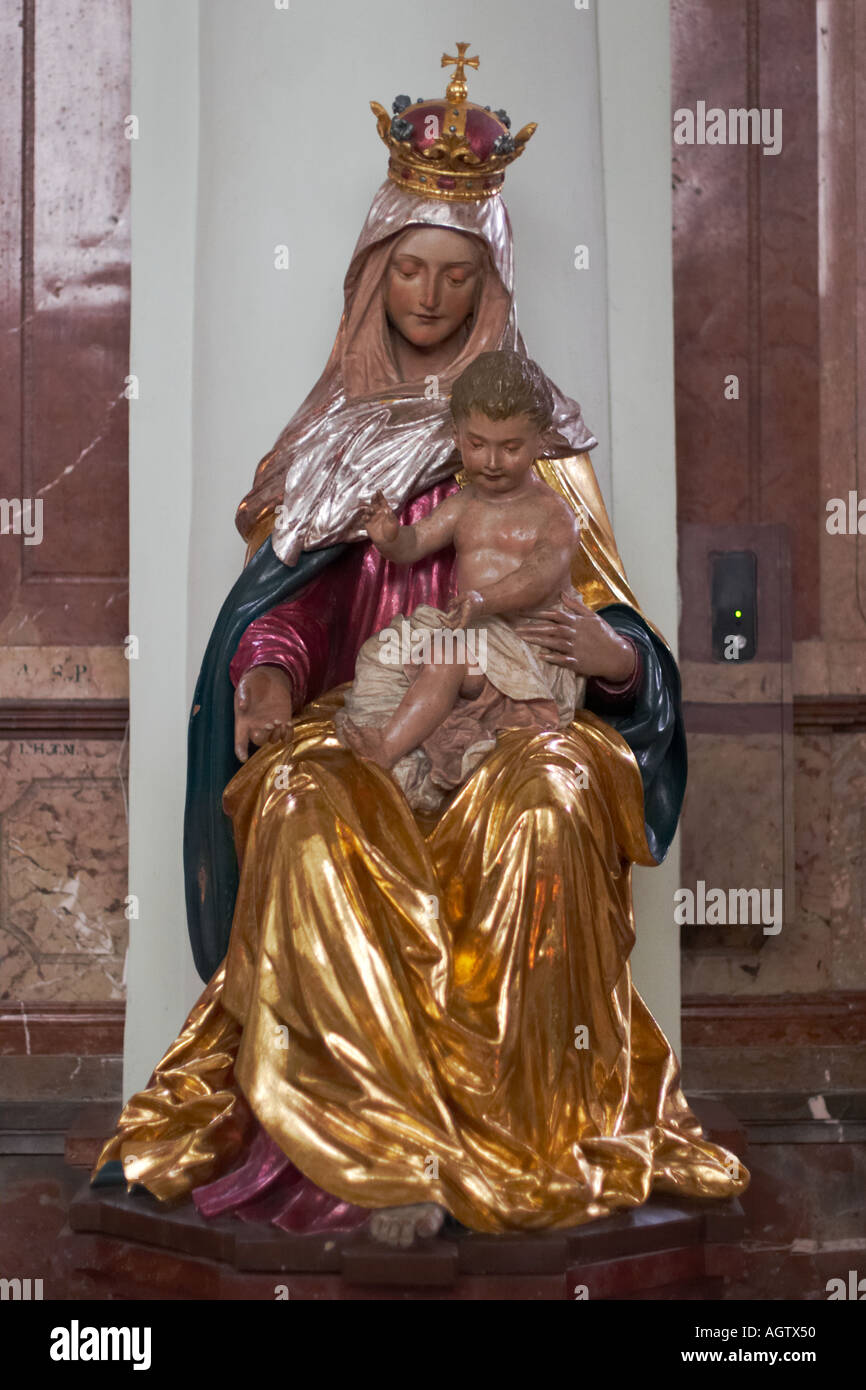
[{"left": 93, "top": 455, "right": 748, "bottom": 1230}]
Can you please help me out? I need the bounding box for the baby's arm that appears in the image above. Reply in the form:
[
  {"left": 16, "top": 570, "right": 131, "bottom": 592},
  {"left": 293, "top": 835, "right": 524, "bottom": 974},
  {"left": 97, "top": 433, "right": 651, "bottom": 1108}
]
[{"left": 358, "top": 489, "right": 466, "bottom": 565}]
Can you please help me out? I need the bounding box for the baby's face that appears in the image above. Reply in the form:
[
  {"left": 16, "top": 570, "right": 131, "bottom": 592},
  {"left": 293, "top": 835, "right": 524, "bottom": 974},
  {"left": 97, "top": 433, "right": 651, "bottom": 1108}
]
[{"left": 453, "top": 409, "right": 544, "bottom": 497}]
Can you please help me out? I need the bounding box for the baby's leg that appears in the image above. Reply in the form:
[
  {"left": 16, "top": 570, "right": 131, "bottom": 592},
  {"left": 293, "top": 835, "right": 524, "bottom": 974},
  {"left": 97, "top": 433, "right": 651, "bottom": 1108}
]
[{"left": 343, "top": 657, "right": 468, "bottom": 770}]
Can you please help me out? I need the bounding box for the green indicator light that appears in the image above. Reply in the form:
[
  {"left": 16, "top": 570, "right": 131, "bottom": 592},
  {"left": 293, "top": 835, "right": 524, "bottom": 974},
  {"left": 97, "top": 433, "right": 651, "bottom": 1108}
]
[{"left": 734, "top": 609, "right": 742, "bottom": 619}]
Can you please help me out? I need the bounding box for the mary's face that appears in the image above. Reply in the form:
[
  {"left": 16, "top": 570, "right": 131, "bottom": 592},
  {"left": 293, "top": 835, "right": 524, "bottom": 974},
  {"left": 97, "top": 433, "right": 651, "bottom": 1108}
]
[{"left": 384, "top": 226, "right": 482, "bottom": 350}]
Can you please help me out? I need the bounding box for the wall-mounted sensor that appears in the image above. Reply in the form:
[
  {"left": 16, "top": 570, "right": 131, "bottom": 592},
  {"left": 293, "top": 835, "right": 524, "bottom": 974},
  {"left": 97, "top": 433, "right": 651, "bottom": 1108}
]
[{"left": 710, "top": 550, "right": 757, "bottom": 662}]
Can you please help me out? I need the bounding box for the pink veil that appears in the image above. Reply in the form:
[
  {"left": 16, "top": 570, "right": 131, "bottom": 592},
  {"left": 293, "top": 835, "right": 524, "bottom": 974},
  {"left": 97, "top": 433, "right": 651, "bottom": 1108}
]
[{"left": 235, "top": 179, "right": 597, "bottom": 566}]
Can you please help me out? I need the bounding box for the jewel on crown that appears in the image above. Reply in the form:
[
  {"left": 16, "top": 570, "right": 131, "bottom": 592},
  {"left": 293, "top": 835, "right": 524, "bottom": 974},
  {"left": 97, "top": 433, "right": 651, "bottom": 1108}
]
[{"left": 370, "top": 42, "right": 537, "bottom": 203}]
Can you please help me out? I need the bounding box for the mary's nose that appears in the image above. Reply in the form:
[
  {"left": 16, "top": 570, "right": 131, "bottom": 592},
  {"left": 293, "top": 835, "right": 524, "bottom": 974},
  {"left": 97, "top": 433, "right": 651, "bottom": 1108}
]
[{"left": 418, "top": 274, "right": 439, "bottom": 310}]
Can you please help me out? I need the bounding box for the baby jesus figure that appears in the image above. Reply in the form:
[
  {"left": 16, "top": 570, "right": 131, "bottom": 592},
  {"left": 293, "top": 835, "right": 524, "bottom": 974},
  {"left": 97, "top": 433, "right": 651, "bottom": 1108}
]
[{"left": 335, "top": 350, "right": 587, "bottom": 813}]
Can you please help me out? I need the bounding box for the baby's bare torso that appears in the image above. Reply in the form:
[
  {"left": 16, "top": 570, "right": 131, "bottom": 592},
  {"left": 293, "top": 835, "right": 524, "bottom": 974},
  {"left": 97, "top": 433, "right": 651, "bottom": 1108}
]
[{"left": 453, "top": 479, "right": 579, "bottom": 616}]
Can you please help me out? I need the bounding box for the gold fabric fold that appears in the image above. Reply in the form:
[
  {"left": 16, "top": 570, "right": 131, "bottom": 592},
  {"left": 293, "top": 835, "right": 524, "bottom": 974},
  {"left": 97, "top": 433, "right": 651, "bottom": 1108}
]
[
  {"left": 94, "top": 690, "right": 747, "bottom": 1228},
  {"left": 93, "top": 964, "right": 254, "bottom": 1203},
  {"left": 93, "top": 454, "right": 749, "bottom": 1227}
]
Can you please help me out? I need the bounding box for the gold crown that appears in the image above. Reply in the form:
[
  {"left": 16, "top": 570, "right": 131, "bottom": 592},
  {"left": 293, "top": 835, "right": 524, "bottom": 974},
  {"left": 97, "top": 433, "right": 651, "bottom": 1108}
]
[{"left": 370, "top": 43, "right": 537, "bottom": 203}]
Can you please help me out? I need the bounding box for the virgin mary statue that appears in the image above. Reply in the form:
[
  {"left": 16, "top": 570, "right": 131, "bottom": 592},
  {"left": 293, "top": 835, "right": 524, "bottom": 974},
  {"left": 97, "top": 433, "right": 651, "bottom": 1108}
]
[{"left": 93, "top": 47, "right": 747, "bottom": 1241}]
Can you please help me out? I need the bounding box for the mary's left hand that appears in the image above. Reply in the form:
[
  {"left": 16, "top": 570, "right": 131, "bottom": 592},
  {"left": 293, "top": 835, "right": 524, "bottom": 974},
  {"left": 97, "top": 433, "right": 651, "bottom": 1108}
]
[{"left": 512, "top": 590, "right": 637, "bottom": 682}]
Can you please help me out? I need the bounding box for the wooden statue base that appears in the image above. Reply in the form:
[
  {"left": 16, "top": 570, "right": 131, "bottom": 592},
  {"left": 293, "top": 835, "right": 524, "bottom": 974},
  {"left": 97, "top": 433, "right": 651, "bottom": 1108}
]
[{"left": 62, "top": 1180, "right": 746, "bottom": 1300}]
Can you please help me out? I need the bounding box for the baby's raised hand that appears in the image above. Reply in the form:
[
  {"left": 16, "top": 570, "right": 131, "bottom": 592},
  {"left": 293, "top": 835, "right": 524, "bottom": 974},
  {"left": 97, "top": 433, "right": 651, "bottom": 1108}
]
[
  {"left": 357, "top": 489, "right": 399, "bottom": 547},
  {"left": 444, "top": 590, "right": 485, "bottom": 629}
]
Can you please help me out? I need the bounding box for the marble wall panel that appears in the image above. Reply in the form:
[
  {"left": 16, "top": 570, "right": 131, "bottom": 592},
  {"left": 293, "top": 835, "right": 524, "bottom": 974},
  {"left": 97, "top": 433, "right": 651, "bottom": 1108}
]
[
  {"left": 0, "top": 738, "right": 128, "bottom": 1002},
  {"left": 828, "top": 730, "right": 866, "bottom": 989},
  {"left": 680, "top": 730, "right": 800, "bottom": 989},
  {"left": 680, "top": 726, "right": 866, "bottom": 996}
]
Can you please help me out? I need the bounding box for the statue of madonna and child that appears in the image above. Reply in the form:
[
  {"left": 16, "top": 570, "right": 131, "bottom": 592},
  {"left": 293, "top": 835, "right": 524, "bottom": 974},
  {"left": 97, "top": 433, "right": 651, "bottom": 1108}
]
[{"left": 93, "top": 44, "right": 748, "bottom": 1249}]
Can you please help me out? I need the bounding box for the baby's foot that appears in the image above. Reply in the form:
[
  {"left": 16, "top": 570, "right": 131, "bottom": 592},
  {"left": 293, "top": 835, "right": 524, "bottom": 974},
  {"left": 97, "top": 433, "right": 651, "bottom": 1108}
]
[
  {"left": 369, "top": 1202, "right": 446, "bottom": 1248},
  {"left": 341, "top": 718, "right": 393, "bottom": 769}
]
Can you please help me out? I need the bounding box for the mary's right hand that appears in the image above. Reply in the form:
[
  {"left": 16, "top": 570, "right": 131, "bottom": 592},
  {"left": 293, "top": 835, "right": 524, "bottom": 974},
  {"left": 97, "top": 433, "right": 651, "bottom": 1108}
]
[{"left": 234, "top": 665, "right": 294, "bottom": 762}]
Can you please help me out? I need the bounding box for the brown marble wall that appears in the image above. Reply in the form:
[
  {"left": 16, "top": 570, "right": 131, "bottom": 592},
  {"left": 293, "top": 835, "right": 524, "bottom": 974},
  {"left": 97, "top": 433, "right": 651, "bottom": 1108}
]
[
  {"left": 678, "top": 522, "right": 798, "bottom": 977},
  {"left": 673, "top": 0, "right": 866, "bottom": 1004},
  {"left": 0, "top": 0, "right": 130, "bottom": 646},
  {"left": 672, "top": 0, "right": 820, "bottom": 638},
  {"left": 0, "top": 0, "right": 130, "bottom": 1117}
]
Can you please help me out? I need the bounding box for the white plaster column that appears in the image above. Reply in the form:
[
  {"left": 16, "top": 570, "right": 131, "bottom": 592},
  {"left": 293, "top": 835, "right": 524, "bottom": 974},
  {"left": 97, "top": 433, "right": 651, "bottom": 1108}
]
[
  {"left": 598, "top": 0, "right": 682, "bottom": 1053},
  {"left": 124, "top": 0, "right": 201, "bottom": 1092}
]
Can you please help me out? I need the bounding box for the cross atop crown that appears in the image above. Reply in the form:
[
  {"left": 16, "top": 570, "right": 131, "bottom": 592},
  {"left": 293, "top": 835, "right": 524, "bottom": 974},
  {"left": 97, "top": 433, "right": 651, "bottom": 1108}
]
[{"left": 441, "top": 43, "right": 479, "bottom": 103}]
